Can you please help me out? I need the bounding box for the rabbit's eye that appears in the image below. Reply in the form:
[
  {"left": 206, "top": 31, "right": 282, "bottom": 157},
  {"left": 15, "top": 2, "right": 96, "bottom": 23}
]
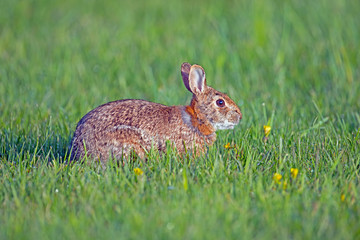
[{"left": 216, "top": 99, "right": 225, "bottom": 107}]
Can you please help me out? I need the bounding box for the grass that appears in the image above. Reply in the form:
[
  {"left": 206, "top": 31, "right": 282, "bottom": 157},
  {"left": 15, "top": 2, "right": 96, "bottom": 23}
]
[{"left": 1, "top": 0, "right": 360, "bottom": 239}]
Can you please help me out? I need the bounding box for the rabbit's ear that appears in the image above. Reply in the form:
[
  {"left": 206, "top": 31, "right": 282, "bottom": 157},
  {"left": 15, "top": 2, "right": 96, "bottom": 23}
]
[
  {"left": 181, "top": 62, "right": 192, "bottom": 92},
  {"left": 189, "top": 65, "right": 207, "bottom": 95}
]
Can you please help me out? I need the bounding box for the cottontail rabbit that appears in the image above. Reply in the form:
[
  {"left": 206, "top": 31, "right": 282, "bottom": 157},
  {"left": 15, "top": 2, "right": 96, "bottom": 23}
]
[{"left": 69, "top": 63, "right": 242, "bottom": 162}]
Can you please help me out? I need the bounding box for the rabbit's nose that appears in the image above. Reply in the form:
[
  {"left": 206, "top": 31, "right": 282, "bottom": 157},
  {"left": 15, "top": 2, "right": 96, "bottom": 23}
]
[{"left": 235, "top": 108, "right": 242, "bottom": 120}]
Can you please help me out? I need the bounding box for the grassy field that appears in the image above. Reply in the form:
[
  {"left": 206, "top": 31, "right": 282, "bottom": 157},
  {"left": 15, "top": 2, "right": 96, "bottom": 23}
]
[{"left": 1, "top": 0, "right": 360, "bottom": 239}]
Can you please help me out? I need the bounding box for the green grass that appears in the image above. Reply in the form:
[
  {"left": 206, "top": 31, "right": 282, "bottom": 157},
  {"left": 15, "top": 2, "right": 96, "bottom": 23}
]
[{"left": 1, "top": 0, "right": 360, "bottom": 239}]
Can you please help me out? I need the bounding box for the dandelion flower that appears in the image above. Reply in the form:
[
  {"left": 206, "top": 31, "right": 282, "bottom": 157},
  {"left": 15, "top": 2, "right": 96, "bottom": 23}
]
[
  {"left": 273, "top": 173, "right": 282, "bottom": 184},
  {"left": 224, "top": 143, "right": 231, "bottom": 149},
  {"left": 290, "top": 168, "right": 299, "bottom": 179},
  {"left": 134, "top": 168, "right": 144, "bottom": 176},
  {"left": 341, "top": 194, "right": 345, "bottom": 202},
  {"left": 263, "top": 125, "right": 271, "bottom": 137}
]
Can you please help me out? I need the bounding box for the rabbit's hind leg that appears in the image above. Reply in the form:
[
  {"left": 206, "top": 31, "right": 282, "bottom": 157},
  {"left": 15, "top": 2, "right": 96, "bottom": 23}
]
[{"left": 98, "top": 125, "right": 151, "bottom": 162}]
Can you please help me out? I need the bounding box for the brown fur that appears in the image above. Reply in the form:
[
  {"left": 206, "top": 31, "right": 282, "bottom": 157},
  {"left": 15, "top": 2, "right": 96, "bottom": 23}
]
[{"left": 69, "top": 63, "right": 242, "bottom": 163}]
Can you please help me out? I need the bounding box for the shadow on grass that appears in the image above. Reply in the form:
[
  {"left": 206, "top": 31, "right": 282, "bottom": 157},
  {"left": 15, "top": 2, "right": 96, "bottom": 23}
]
[{"left": 0, "top": 130, "right": 72, "bottom": 164}]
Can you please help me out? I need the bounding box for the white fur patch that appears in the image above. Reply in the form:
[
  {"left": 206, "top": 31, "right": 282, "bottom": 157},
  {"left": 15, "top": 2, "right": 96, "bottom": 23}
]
[
  {"left": 181, "top": 108, "right": 192, "bottom": 127},
  {"left": 113, "top": 125, "right": 148, "bottom": 139},
  {"left": 212, "top": 120, "right": 236, "bottom": 130}
]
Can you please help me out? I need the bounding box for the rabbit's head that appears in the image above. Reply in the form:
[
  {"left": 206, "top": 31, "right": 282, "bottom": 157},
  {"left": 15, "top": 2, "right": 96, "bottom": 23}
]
[{"left": 181, "top": 63, "right": 242, "bottom": 133}]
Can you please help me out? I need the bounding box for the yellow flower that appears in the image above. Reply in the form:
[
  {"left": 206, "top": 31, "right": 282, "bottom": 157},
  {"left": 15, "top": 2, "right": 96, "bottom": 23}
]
[
  {"left": 263, "top": 125, "right": 271, "bottom": 137},
  {"left": 273, "top": 173, "right": 282, "bottom": 184},
  {"left": 341, "top": 194, "right": 345, "bottom": 202},
  {"left": 224, "top": 143, "right": 231, "bottom": 149},
  {"left": 290, "top": 168, "right": 299, "bottom": 179},
  {"left": 134, "top": 168, "right": 144, "bottom": 176}
]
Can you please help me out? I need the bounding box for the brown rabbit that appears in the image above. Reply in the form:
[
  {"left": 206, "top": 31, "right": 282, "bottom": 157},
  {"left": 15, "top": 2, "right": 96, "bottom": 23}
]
[{"left": 69, "top": 63, "right": 242, "bottom": 163}]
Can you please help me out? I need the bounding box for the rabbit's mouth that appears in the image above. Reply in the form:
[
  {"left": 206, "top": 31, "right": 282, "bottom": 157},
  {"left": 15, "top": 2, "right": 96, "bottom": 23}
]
[{"left": 212, "top": 112, "right": 241, "bottom": 130}]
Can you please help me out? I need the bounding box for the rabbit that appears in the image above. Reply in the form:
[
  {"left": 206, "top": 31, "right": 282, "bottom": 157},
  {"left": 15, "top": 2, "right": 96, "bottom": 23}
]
[{"left": 69, "top": 62, "right": 242, "bottom": 163}]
